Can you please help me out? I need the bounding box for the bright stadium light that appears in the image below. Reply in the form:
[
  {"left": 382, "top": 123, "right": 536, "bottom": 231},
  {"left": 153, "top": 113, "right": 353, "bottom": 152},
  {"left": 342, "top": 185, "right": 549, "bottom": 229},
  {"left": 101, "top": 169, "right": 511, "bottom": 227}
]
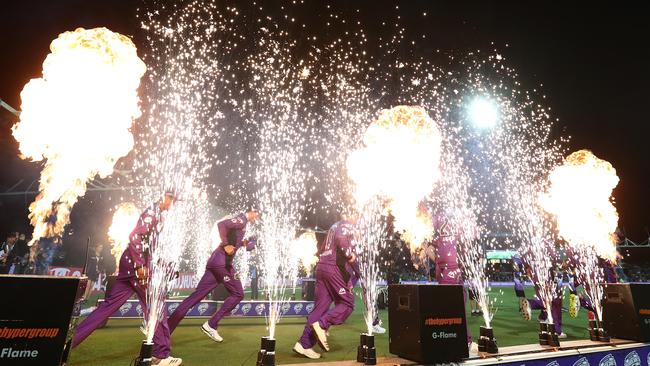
[{"left": 468, "top": 97, "right": 498, "bottom": 129}]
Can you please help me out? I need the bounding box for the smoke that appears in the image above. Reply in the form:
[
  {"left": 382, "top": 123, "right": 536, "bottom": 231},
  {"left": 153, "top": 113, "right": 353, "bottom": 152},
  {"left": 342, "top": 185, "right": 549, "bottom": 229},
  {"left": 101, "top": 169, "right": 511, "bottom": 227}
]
[{"left": 12, "top": 27, "right": 146, "bottom": 245}]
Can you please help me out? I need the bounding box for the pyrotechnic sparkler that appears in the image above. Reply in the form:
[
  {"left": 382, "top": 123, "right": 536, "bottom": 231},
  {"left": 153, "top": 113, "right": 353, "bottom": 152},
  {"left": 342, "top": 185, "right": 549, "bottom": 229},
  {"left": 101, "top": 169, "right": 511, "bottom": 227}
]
[
  {"left": 135, "top": 0, "right": 239, "bottom": 346},
  {"left": 540, "top": 150, "right": 619, "bottom": 321},
  {"left": 12, "top": 27, "right": 145, "bottom": 246},
  {"left": 244, "top": 30, "right": 310, "bottom": 339},
  {"left": 353, "top": 198, "right": 387, "bottom": 335},
  {"left": 107, "top": 202, "right": 141, "bottom": 271}
]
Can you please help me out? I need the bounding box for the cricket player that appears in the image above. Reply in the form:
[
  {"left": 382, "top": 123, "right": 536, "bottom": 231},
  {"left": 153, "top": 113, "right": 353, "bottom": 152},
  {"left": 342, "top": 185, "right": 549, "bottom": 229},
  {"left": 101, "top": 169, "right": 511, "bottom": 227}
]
[
  {"left": 167, "top": 210, "right": 259, "bottom": 342},
  {"left": 294, "top": 218, "right": 357, "bottom": 359},
  {"left": 73, "top": 192, "right": 181, "bottom": 366}
]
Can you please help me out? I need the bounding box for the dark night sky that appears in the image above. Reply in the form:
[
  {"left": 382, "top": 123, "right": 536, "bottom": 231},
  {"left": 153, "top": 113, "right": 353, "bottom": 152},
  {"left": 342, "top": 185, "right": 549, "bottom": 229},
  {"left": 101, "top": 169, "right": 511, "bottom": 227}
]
[{"left": 1, "top": 1, "right": 649, "bottom": 245}]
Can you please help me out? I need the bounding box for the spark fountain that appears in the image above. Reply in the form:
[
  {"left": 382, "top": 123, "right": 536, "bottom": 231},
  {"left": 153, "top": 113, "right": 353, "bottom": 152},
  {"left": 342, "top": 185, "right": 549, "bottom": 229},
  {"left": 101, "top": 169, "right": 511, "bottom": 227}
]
[
  {"left": 540, "top": 149, "right": 619, "bottom": 341},
  {"left": 11, "top": 27, "right": 146, "bottom": 246},
  {"left": 243, "top": 30, "right": 310, "bottom": 366},
  {"left": 352, "top": 198, "right": 387, "bottom": 365},
  {"left": 131, "top": 1, "right": 237, "bottom": 362}
]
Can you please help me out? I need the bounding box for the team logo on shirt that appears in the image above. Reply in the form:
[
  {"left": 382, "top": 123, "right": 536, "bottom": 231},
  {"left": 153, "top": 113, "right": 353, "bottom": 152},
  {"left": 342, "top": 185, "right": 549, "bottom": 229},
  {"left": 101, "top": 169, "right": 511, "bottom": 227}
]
[
  {"left": 198, "top": 303, "right": 209, "bottom": 315},
  {"left": 306, "top": 303, "right": 314, "bottom": 313},
  {"left": 168, "top": 302, "right": 180, "bottom": 314},
  {"left": 294, "top": 303, "right": 303, "bottom": 313},
  {"left": 599, "top": 354, "right": 616, "bottom": 366},
  {"left": 224, "top": 275, "right": 231, "bottom": 282},
  {"left": 136, "top": 304, "right": 143, "bottom": 316},
  {"left": 119, "top": 303, "right": 133, "bottom": 315},
  {"left": 572, "top": 357, "right": 589, "bottom": 366},
  {"left": 242, "top": 303, "right": 252, "bottom": 315},
  {"left": 339, "top": 288, "right": 346, "bottom": 295},
  {"left": 624, "top": 351, "right": 640, "bottom": 366},
  {"left": 281, "top": 303, "right": 291, "bottom": 315}
]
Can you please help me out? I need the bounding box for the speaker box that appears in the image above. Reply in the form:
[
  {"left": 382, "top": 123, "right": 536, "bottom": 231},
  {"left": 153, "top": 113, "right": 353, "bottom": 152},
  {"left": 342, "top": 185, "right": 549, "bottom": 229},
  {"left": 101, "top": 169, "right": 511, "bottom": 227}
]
[
  {"left": 0, "top": 275, "right": 86, "bottom": 366},
  {"left": 602, "top": 283, "right": 650, "bottom": 341},
  {"left": 389, "top": 284, "right": 468, "bottom": 363}
]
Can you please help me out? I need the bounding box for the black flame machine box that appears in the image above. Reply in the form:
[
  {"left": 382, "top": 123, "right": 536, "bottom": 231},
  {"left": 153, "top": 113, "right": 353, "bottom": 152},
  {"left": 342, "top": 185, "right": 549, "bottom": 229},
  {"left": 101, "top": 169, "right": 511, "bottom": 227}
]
[
  {"left": 602, "top": 283, "right": 650, "bottom": 342},
  {"left": 0, "top": 275, "right": 87, "bottom": 366},
  {"left": 388, "top": 284, "right": 469, "bottom": 363}
]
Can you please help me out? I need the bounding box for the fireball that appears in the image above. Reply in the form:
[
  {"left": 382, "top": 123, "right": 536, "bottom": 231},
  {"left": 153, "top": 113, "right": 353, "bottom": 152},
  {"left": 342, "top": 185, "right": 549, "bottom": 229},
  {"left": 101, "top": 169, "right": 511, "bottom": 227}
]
[
  {"left": 346, "top": 105, "right": 442, "bottom": 251},
  {"left": 11, "top": 27, "right": 146, "bottom": 245},
  {"left": 540, "top": 149, "right": 620, "bottom": 261},
  {"left": 108, "top": 202, "right": 141, "bottom": 270},
  {"left": 291, "top": 231, "right": 318, "bottom": 274}
]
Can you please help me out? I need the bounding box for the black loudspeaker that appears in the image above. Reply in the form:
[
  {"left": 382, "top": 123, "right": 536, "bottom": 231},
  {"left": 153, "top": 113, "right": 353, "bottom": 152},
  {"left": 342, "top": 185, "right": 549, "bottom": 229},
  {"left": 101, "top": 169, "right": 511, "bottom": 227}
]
[
  {"left": 602, "top": 283, "right": 650, "bottom": 341},
  {"left": 0, "top": 275, "right": 86, "bottom": 366},
  {"left": 211, "top": 283, "right": 229, "bottom": 301},
  {"left": 388, "top": 284, "right": 468, "bottom": 363},
  {"left": 302, "top": 278, "right": 315, "bottom": 301}
]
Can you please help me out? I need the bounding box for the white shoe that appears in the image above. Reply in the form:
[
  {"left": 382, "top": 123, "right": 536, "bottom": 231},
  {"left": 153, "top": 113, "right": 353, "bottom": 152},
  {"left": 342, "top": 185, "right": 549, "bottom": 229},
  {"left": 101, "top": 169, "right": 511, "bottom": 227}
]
[
  {"left": 558, "top": 332, "right": 567, "bottom": 339},
  {"left": 201, "top": 321, "right": 223, "bottom": 342},
  {"left": 519, "top": 297, "right": 531, "bottom": 321},
  {"left": 293, "top": 342, "right": 321, "bottom": 359},
  {"left": 372, "top": 324, "right": 386, "bottom": 334},
  {"left": 469, "top": 341, "right": 479, "bottom": 353},
  {"left": 311, "top": 322, "right": 330, "bottom": 351},
  {"left": 152, "top": 356, "right": 183, "bottom": 365}
]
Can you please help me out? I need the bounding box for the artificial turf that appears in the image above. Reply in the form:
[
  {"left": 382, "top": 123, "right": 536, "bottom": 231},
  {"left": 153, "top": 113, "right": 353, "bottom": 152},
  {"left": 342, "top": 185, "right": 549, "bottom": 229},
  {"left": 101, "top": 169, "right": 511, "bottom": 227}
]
[{"left": 69, "top": 287, "right": 592, "bottom": 365}]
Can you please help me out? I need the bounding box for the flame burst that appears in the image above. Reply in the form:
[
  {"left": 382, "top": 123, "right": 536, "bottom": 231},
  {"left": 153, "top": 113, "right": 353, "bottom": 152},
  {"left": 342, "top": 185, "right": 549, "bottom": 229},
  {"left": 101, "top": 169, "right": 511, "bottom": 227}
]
[
  {"left": 12, "top": 27, "right": 146, "bottom": 245},
  {"left": 540, "top": 150, "right": 619, "bottom": 321},
  {"left": 291, "top": 231, "right": 319, "bottom": 275},
  {"left": 107, "top": 202, "right": 141, "bottom": 271},
  {"left": 347, "top": 105, "right": 442, "bottom": 251},
  {"left": 541, "top": 150, "right": 620, "bottom": 261}
]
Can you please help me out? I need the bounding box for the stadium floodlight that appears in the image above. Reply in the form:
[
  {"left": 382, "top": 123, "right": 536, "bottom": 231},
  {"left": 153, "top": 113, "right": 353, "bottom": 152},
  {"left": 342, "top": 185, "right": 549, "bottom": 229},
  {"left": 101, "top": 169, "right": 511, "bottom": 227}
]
[{"left": 468, "top": 97, "right": 498, "bottom": 130}]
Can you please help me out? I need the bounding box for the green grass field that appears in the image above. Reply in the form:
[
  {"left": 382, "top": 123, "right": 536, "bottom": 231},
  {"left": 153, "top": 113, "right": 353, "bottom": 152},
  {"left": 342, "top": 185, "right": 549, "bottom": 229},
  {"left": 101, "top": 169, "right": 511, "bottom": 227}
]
[{"left": 69, "top": 287, "right": 591, "bottom": 365}]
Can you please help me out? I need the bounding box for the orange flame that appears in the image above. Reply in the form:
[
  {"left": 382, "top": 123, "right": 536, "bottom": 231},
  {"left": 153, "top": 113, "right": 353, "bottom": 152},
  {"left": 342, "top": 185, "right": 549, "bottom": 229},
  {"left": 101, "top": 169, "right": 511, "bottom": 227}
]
[
  {"left": 107, "top": 202, "right": 141, "bottom": 271},
  {"left": 291, "top": 231, "right": 318, "bottom": 274},
  {"left": 11, "top": 28, "right": 146, "bottom": 245},
  {"left": 540, "top": 150, "right": 619, "bottom": 261},
  {"left": 346, "top": 105, "right": 441, "bottom": 251}
]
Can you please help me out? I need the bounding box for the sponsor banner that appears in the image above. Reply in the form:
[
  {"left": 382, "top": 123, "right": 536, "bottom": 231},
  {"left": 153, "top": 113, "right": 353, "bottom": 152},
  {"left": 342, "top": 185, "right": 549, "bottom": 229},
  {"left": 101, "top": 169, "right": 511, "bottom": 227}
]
[
  {"left": 492, "top": 344, "right": 650, "bottom": 366},
  {"left": 47, "top": 266, "right": 83, "bottom": 277},
  {"left": 100, "top": 300, "right": 315, "bottom": 318},
  {"left": 49, "top": 268, "right": 199, "bottom": 292},
  {"left": 171, "top": 272, "right": 199, "bottom": 291}
]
